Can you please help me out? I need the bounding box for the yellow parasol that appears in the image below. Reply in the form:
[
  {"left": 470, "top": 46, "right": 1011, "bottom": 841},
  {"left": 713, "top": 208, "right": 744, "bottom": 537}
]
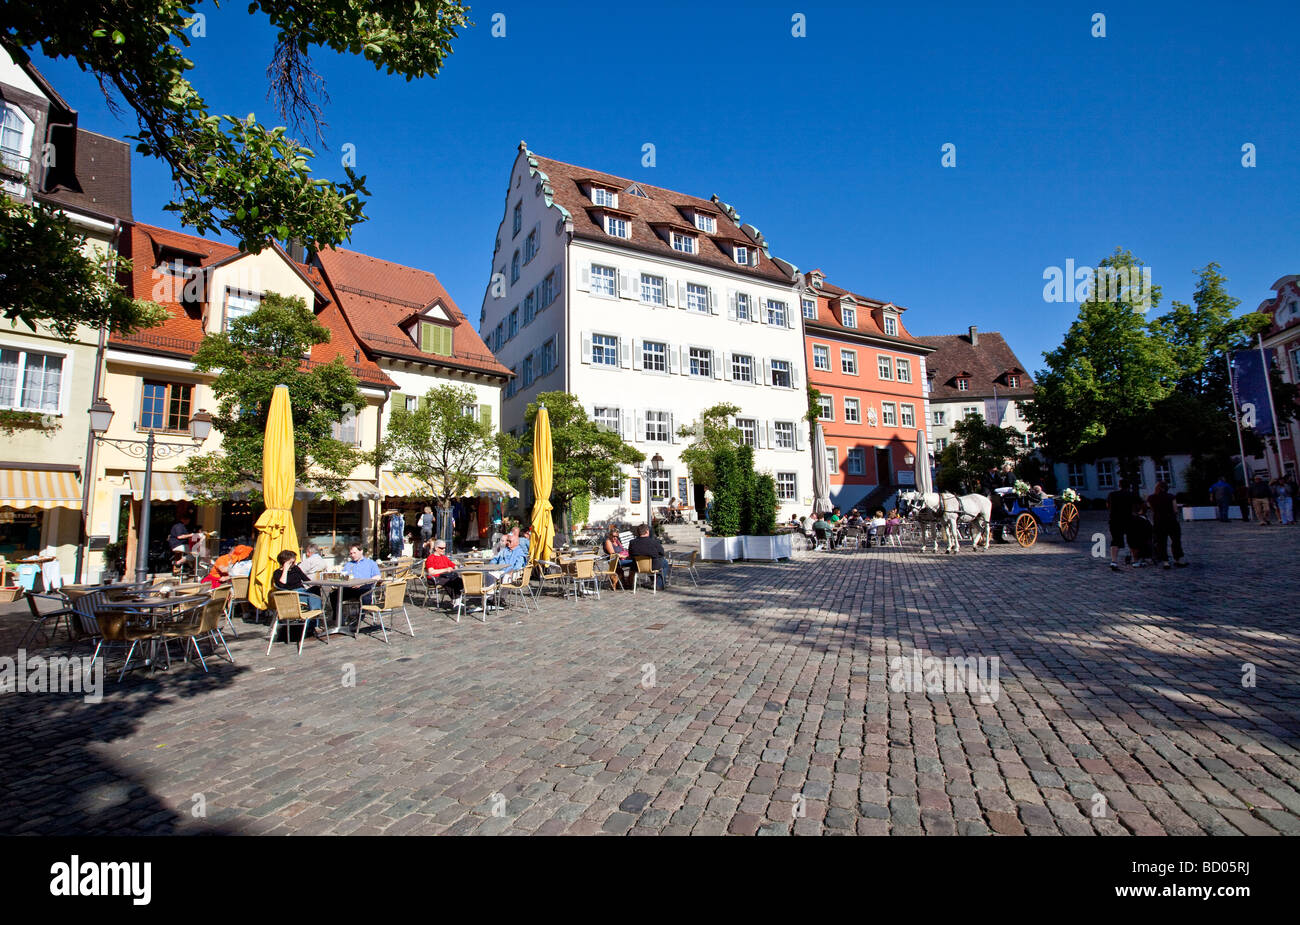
[
  {"left": 248, "top": 385, "right": 300, "bottom": 609},
  {"left": 528, "top": 405, "right": 555, "bottom": 564}
]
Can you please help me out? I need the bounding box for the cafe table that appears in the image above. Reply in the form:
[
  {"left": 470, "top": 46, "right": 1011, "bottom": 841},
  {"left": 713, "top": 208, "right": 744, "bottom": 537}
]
[
  {"left": 309, "top": 576, "right": 380, "bottom": 636},
  {"left": 110, "top": 592, "right": 208, "bottom": 671}
]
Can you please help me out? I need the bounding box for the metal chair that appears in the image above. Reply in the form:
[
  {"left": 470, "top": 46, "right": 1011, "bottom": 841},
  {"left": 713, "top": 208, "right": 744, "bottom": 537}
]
[
  {"left": 534, "top": 560, "right": 568, "bottom": 597},
  {"left": 669, "top": 551, "right": 702, "bottom": 587},
  {"left": 498, "top": 564, "right": 534, "bottom": 613},
  {"left": 597, "top": 555, "right": 624, "bottom": 592},
  {"left": 455, "top": 569, "right": 499, "bottom": 623},
  {"left": 267, "top": 590, "right": 326, "bottom": 655},
  {"left": 632, "top": 556, "right": 662, "bottom": 595},
  {"left": 359, "top": 579, "right": 414, "bottom": 644},
  {"left": 159, "top": 595, "right": 225, "bottom": 671},
  {"left": 228, "top": 576, "right": 251, "bottom": 630},
  {"left": 567, "top": 557, "right": 600, "bottom": 600},
  {"left": 19, "top": 591, "right": 74, "bottom": 649},
  {"left": 92, "top": 608, "right": 166, "bottom": 682}
]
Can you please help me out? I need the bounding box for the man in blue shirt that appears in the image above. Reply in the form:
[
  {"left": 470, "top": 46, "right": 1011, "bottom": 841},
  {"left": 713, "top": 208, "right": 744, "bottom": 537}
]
[
  {"left": 1209, "top": 476, "right": 1234, "bottom": 522},
  {"left": 342, "top": 544, "right": 381, "bottom": 604},
  {"left": 487, "top": 534, "right": 527, "bottom": 584}
]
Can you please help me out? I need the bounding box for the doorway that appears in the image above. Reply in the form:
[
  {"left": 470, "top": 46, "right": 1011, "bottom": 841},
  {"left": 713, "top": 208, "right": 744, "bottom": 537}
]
[{"left": 875, "top": 448, "right": 893, "bottom": 486}]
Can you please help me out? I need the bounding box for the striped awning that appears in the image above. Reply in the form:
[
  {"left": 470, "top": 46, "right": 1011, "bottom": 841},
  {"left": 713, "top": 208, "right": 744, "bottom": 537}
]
[
  {"left": 380, "top": 471, "right": 518, "bottom": 499},
  {"left": 0, "top": 468, "right": 82, "bottom": 509},
  {"left": 127, "top": 472, "right": 380, "bottom": 502}
]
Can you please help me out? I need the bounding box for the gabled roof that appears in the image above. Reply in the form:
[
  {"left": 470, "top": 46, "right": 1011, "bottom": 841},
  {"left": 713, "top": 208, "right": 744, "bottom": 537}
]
[
  {"left": 315, "top": 247, "right": 510, "bottom": 380},
  {"left": 112, "top": 222, "right": 392, "bottom": 388},
  {"left": 36, "top": 128, "right": 133, "bottom": 222},
  {"left": 916, "top": 330, "right": 1035, "bottom": 400},
  {"left": 799, "top": 272, "right": 929, "bottom": 351},
  {"left": 520, "top": 147, "right": 795, "bottom": 283}
]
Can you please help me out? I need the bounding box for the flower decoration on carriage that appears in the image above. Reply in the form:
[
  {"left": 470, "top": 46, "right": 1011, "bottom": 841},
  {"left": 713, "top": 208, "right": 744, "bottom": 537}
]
[
  {"left": 1060, "top": 488, "right": 1079, "bottom": 503},
  {"left": 1013, "top": 479, "right": 1032, "bottom": 497}
]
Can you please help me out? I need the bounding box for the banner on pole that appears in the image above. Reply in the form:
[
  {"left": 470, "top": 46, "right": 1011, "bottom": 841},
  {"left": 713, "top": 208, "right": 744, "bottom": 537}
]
[{"left": 1230, "top": 350, "right": 1274, "bottom": 436}]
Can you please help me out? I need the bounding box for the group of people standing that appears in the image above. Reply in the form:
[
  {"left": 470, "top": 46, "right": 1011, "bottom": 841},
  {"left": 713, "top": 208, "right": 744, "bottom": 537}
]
[{"left": 1107, "top": 479, "right": 1188, "bottom": 571}]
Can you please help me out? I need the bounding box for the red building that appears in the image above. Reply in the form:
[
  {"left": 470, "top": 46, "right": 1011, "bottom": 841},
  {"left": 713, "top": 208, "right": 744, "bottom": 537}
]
[{"left": 798, "top": 270, "right": 934, "bottom": 512}]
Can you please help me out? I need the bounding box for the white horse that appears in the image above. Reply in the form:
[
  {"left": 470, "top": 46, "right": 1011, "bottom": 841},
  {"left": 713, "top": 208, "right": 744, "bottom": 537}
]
[
  {"left": 900, "top": 491, "right": 992, "bottom": 553},
  {"left": 898, "top": 490, "right": 945, "bottom": 552}
]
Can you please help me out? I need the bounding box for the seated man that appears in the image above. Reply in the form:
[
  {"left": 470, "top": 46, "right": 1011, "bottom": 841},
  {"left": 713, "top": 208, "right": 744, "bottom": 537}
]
[
  {"left": 341, "top": 543, "right": 381, "bottom": 605},
  {"left": 627, "top": 524, "right": 670, "bottom": 588},
  {"left": 298, "top": 543, "right": 327, "bottom": 581},
  {"left": 424, "top": 539, "right": 464, "bottom": 607},
  {"left": 869, "top": 510, "right": 887, "bottom": 545},
  {"left": 485, "top": 532, "right": 527, "bottom": 587},
  {"left": 810, "top": 514, "right": 831, "bottom": 549},
  {"left": 517, "top": 526, "right": 531, "bottom": 557}
]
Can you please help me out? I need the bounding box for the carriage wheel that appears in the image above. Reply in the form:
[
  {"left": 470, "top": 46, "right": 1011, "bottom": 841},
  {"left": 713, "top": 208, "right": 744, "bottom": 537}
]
[
  {"left": 1014, "top": 512, "right": 1038, "bottom": 547},
  {"left": 1058, "top": 503, "right": 1080, "bottom": 541}
]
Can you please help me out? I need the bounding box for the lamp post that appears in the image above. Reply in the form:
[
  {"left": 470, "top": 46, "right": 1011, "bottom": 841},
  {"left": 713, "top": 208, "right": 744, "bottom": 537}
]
[{"left": 88, "top": 397, "right": 213, "bottom": 584}]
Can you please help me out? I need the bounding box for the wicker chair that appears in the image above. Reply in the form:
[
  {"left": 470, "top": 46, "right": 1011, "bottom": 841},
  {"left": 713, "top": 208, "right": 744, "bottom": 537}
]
[
  {"left": 498, "top": 564, "right": 534, "bottom": 613},
  {"left": 567, "top": 557, "right": 600, "bottom": 599},
  {"left": 267, "top": 590, "right": 326, "bottom": 655},
  {"left": 92, "top": 608, "right": 164, "bottom": 682},
  {"left": 455, "top": 570, "right": 499, "bottom": 623},
  {"left": 669, "top": 550, "right": 702, "bottom": 587},
  {"left": 359, "top": 579, "right": 414, "bottom": 644},
  {"left": 632, "top": 556, "right": 662, "bottom": 594}
]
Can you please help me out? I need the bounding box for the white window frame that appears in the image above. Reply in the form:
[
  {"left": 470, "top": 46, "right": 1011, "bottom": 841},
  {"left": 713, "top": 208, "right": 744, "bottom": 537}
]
[
  {"left": 590, "top": 264, "right": 617, "bottom": 298},
  {"left": 685, "top": 283, "right": 709, "bottom": 313},
  {"left": 1067, "top": 463, "right": 1086, "bottom": 489},
  {"left": 591, "top": 333, "right": 619, "bottom": 367},
  {"left": 900, "top": 404, "right": 915, "bottom": 428},
  {"left": 640, "top": 274, "right": 665, "bottom": 306},
  {"left": 688, "top": 347, "right": 713, "bottom": 378},
  {"left": 765, "top": 300, "right": 788, "bottom": 327},
  {"left": 881, "top": 402, "right": 897, "bottom": 426},
  {"left": 770, "top": 359, "right": 792, "bottom": 388},
  {"left": 733, "top": 245, "right": 748, "bottom": 265},
  {"left": 812, "top": 345, "right": 830, "bottom": 371},
  {"left": 592, "top": 187, "right": 618, "bottom": 208},
  {"left": 843, "top": 397, "right": 860, "bottom": 424},
  {"left": 896, "top": 358, "right": 911, "bottom": 382},
  {"left": 841, "top": 349, "right": 858, "bottom": 376},
  {"left": 593, "top": 406, "right": 621, "bottom": 434},
  {"left": 732, "top": 353, "right": 754, "bottom": 383},
  {"left": 773, "top": 421, "right": 796, "bottom": 450},
  {"left": 737, "top": 418, "right": 757, "bottom": 448},
  {"left": 841, "top": 305, "right": 856, "bottom": 328},
  {"left": 604, "top": 215, "right": 629, "bottom": 239},
  {"left": 846, "top": 448, "right": 866, "bottom": 475},
  {"left": 1097, "top": 460, "right": 1116, "bottom": 490},
  {"left": 825, "top": 447, "right": 839, "bottom": 475},
  {"left": 776, "top": 472, "right": 797, "bottom": 501},
  {"left": 645, "top": 410, "right": 671, "bottom": 443},
  {"left": 817, "top": 395, "right": 833, "bottom": 421},
  {"left": 877, "top": 355, "right": 893, "bottom": 380},
  {"left": 694, "top": 213, "right": 717, "bottom": 233},
  {"left": 933, "top": 410, "right": 946, "bottom": 425},
  {"left": 642, "top": 341, "right": 668, "bottom": 373},
  {"left": 802, "top": 298, "right": 817, "bottom": 319},
  {"left": 0, "top": 344, "right": 68, "bottom": 415},
  {"left": 672, "top": 232, "right": 697, "bottom": 254},
  {"left": 223, "top": 289, "right": 262, "bottom": 331},
  {"left": 1006, "top": 374, "right": 1019, "bottom": 388},
  {"left": 735, "top": 293, "right": 752, "bottom": 321},
  {"left": 883, "top": 314, "right": 898, "bottom": 336},
  {"left": 956, "top": 378, "right": 970, "bottom": 391}
]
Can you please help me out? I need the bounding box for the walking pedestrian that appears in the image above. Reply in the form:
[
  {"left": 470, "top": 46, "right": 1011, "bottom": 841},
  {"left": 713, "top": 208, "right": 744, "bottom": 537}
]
[
  {"left": 1107, "top": 478, "right": 1135, "bottom": 571},
  {"left": 1208, "top": 475, "right": 1233, "bottom": 522},
  {"left": 419, "top": 505, "right": 435, "bottom": 542},
  {"left": 1147, "top": 481, "right": 1188, "bottom": 569},
  {"left": 1271, "top": 477, "right": 1293, "bottom": 526},
  {"left": 1249, "top": 475, "right": 1273, "bottom": 525}
]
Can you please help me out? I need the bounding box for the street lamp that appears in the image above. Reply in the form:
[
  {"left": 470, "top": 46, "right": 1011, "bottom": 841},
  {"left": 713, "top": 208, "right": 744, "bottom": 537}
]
[
  {"left": 89, "top": 397, "right": 213, "bottom": 584},
  {"left": 904, "top": 452, "right": 915, "bottom": 466}
]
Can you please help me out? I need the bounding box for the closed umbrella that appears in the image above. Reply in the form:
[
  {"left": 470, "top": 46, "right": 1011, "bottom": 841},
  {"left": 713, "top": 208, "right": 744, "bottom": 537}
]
[
  {"left": 248, "top": 385, "right": 300, "bottom": 610},
  {"left": 914, "top": 430, "right": 932, "bottom": 495},
  {"left": 528, "top": 405, "right": 555, "bottom": 564},
  {"left": 812, "top": 422, "right": 832, "bottom": 513}
]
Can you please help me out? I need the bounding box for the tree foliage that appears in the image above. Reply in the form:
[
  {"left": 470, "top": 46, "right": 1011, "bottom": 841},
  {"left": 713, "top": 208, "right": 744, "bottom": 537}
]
[
  {"left": 0, "top": 0, "right": 469, "bottom": 332},
  {"left": 676, "top": 402, "right": 741, "bottom": 491},
  {"left": 503, "top": 391, "right": 643, "bottom": 536},
  {"left": 935, "top": 413, "right": 1022, "bottom": 493},
  {"left": 708, "top": 447, "right": 741, "bottom": 537},
  {"left": 378, "top": 383, "right": 494, "bottom": 520},
  {"left": 0, "top": 198, "right": 167, "bottom": 339},
  {"left": 179, "top": 292, "right": 362, "bottom": 499}
]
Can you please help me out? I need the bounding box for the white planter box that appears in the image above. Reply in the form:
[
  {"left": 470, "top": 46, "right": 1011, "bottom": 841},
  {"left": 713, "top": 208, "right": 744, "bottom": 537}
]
[
  {"left": 700, "top": 535, "right": 742, "bottom": 562},
  {"left": 741, "top": 534, "right": 794, "bottom": 561},
  {"left": 1182, "top": 505, "right": 1245, "bottom": 521}
]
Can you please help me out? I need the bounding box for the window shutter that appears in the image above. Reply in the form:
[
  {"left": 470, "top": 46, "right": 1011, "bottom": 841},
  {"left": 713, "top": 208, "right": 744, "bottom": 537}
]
[
  {"left": 664, "top": 278, "right": 676, "bottom": 307},
  {"left": 670, "top": 412, "right": 679, "bottom": 443},
  {"left": 758, "top": 301, "right": 768, "bottom": 324},
  {"left": 578, "top": 265, "right": 590, "bottom": 291},
  {"left": 796, "top": 425, "right": 806, "bottom": 451},
  {"left": 480, "top": 404, "right": 492, "bottom": 432},
  {"left": 580, "top": 331, "right": 592, "bottom": 364},
  {"left": 766, "top": 420, "right": 775, "bottom": 449},
  {"left": 635, "top": 411, "right": 645, "bottom": 441},
  {"left": 708, "top": 287, "right": 719, "bottom": 314},
  {"left": 791, "top": 361, "right": 801, "bottom": 388},
  {"left": 618, "top": 270, "right": 633, "bottom": 299},
  {"left": 711, "top": 350, "right": 722, "bottom": 379},
  {"left": 677, "top": 281, "right": 687, "bottom": 309},
  {"left": 679, "top": 346, "right": 689, "bottom": 375},
  {"left": 632, "top": 338, "right": 643, "bottom": 370},
  {"left": 391, "top": 392, "right": 406, "bottom": 415},
  {"left": 667, "top": 347, "right": 678, "bottom": 375},
  {"left": 552, "top": 262, "right": 564, "bottom": 297},
  {"left": 762, "top": 357, "right": 771, "bottom": 384},
  {"left": 439, "top": 325, "right": 454, "bottom": 356},
  {"left": 748, "top": 295, "right": 759, "bottom": 323},
  {"left": 419, "top": 323, "right": 434, "bottom": 352},
  {"left": 419, "top": 395, "right": 430, "bottom": 412},
  {"left": 619, "top": 337, "right": 632, "bottom": 368},
  {"left": 723, "top": 351, "right": 732, "bottom": 380},
  {"left": 622, "top": 410, "right": 634, "bottom": 438},
  {"left": 727, "top": 289, "right": 737, "bottom": 321}
]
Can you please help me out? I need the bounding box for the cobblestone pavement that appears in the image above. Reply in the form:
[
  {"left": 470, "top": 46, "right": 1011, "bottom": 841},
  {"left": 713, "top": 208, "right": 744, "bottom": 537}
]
[{"left": 1, "top": 516, "right": 1298, "bottom": 836}]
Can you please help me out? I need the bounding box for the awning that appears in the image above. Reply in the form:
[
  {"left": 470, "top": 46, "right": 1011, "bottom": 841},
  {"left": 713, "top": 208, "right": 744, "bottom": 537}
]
[
  {"left": 0, "top": 468, "right": 82, "bottom": 510},
  {"left": 380, "top": 471, "right": 518, "bottom": 499},
  {"left": 127, "top": 472, "right": 381, "bottom": 502}
]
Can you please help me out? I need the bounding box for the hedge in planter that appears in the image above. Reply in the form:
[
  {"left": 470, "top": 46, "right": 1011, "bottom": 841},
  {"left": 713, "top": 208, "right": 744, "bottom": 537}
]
[{"left": 709, "top": 446, "right": 741, "bottom": 537}]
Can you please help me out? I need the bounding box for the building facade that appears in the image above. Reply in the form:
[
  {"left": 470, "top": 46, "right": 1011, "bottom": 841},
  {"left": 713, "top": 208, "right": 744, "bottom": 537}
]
[
  {"left": 1, "top": 51, "right": 133, "bottom": 582},
  {"left": 479, "top": 143, "right": 813, "bottom": 524},
  {"left": 1256, "top": 274, "right": 1300, "bottom": 480},
  {"left": 917, "top": 326, "right": 1035, "bottom": 457},
  {"left": 799, "top": 270, "right": 933, "bottom": 512}
]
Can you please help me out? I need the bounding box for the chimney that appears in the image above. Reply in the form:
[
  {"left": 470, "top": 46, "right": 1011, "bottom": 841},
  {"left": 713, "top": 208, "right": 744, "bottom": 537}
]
[{"left": 968, "top": 325, "right": 979, "bottom": 346}]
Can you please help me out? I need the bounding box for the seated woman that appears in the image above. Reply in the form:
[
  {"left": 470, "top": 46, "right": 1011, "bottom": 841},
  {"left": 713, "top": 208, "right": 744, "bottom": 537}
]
[
  {"left": 868, "top": 510, "right": 887, "bottom": 545},
  {"left": 424, "top": 539, "right": 464, "bottom": 606},
  {"left": 273, "top": 549, "right": 323, "bottom": 610},
  {"left": 603, "top": 525, "right": 633, "bottom": 586},
  {"left": 200, "top": 544, "right": 253, "bottom": 589}
]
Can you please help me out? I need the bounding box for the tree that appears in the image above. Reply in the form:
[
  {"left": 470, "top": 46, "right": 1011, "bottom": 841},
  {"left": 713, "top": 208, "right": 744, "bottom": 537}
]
[
  {"left": 378, "top": 384, "right": 494, "bottom": 549},
  {"left": 935, "top": 413, "right": 1022, "bottom": 492},
  {"left": 179, "top": 292, "right": 362, "bottom": 499},
  {"left": 1, "top": 0, "right": 469, "bottom": 334},
  {"left": 735, "top": 444, "right": 757, "bottom": 536},
  {"left": 708, "top": 447, "right": 741, "bottom": 537},
  {"left": 0, "top": 197, "right": 167, "bottom": 339},
  {"left": 503, "top": 391, "right": 643, "bottom": 541},
  {"left": 1024, "top": 249, "right": 1172, "bottom": 481},
  {"left": 676, "top": 402, "right": 742, "bottom": 491}
]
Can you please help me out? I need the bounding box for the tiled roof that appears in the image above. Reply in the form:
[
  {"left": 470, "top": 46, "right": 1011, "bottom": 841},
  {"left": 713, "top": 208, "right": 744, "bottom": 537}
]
[
  {"left": 315, "top": 247, "right": 511, "bottom": 379},
  {"left": 525, "top": 150, "right": 796, "bottom": 284},
  {"left": 37, "top": 129, "right": 133, "bottom": 222},
  {"left": 916, "top": 330, "right": 1035, "bottom": 400},
  {"left": 801, "top": 272, "right": 929, "bottom": 351},
  {"left": 113, "top": 223, "right": 393, "bottom": 388}
]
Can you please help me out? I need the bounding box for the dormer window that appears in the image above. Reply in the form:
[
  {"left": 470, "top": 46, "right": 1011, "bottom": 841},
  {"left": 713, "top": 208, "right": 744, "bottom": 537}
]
[
  {"left": 733, "top": 245, "right": 748, "bottom": 265},
  {"left": 604, "top": 215, "right": 629, "bottom": 239},
  {"left": 1006, "top": 374, "right": 1020, "bottom": 388},
  {"left": 810, "top": 272, "right": 825, "bottom": 289},
  {"left": 802, "top": 298, "right": 817, "bottom": 319},
  {"left": 694, "top": 212, "right": 717, "bottom": 233},
  {"left": 592, "top": 187, "right": 618, "bottom": 208},
  {"left": 671, "top": 232, "right": 697, "bottom": 254},
  {"left": 956, "top": 378, "right": 970, "bottom": 391},
  {"left": 883, "top": 314, "right": 898, "bottom": 336},
  {"left": 418, "top": 321, "right": 453, "bottom": 356},
  {"left": 841, "top": 305, "right": 856, "bottom": 328},
  {"left": 623, "top": 183, "right": 649, "bottom": 198}
]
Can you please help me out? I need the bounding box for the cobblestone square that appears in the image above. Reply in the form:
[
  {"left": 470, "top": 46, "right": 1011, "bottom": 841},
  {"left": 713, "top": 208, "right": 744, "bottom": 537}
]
[{"left": 2, "top": 516, "right": 1297, "bottom": 836}]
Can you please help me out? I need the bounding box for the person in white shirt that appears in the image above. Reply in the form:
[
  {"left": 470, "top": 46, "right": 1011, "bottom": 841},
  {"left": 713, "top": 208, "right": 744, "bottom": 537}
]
[{"left": 299, "top": 543, "right": 327, "bottom": 580}]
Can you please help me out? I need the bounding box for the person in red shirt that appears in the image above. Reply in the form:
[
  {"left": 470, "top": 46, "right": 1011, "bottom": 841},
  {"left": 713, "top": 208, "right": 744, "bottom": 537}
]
[{"left": 424, "top": 539, "right": 464, "bottom": 607}]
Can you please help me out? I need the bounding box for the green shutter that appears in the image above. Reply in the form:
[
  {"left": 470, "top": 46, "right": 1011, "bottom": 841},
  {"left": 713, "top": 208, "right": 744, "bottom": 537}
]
[
  {"left": 392, "top": 392, "right": 407, "bottom": 414},
  {"left": 479, "top": 404, "right": 492, "bottom": 432},
  {"left": 419, "top": 323, "right": 434, "bottom": 353},
  {"left": 418, "top": 395, "right": 429, "bottom": 412},
  {"left": 437, "top": 325, "right": 453, "bottom": 357}
]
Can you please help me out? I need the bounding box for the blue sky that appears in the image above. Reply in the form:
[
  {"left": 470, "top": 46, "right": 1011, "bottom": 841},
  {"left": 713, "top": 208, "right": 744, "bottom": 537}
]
[{"left": 31, "top": 0, "right": 1300, "bottom": 369}]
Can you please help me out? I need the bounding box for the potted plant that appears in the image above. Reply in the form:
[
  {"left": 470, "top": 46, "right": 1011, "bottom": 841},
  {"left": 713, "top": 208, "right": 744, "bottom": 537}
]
[
  {"left": 700, "top": 447, "right": 743, "bottom": 561},
  {"left": 740, "top": 472, "right": 792, "bottom": 561}
]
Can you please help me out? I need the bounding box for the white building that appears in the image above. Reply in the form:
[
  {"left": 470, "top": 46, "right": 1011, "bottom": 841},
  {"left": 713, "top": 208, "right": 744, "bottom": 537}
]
[{"left": 479, "top": 143, "right": 813, "bottom": 523}]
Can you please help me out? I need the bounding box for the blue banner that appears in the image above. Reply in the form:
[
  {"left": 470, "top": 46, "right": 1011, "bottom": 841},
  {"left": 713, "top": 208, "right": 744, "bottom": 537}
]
[{"left": 1231, "top": 349, "right": 1274, "bottom": 436}]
